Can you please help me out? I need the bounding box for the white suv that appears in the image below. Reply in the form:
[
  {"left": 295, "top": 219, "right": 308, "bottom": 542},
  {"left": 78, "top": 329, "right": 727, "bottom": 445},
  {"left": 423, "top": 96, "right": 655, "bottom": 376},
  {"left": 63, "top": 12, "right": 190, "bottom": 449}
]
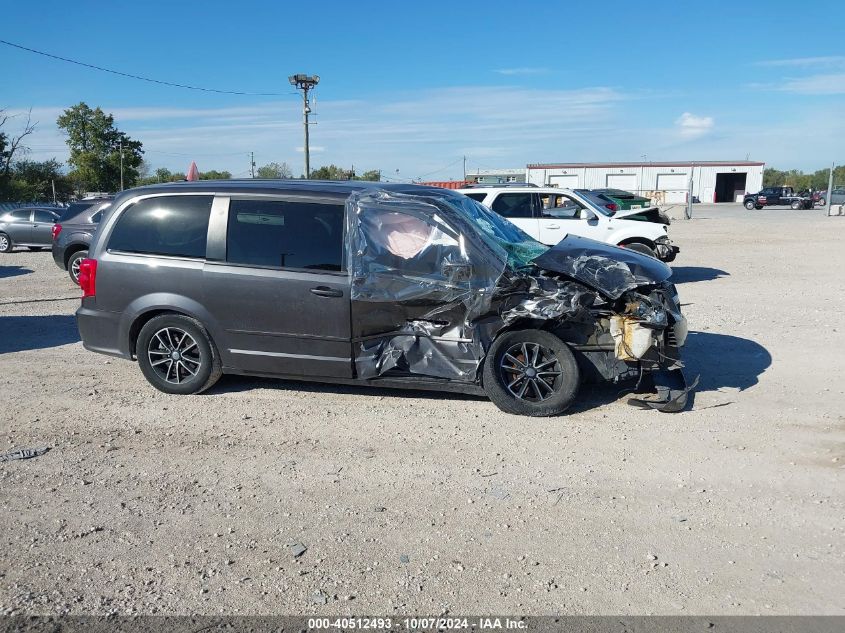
[{"left": 457, "top": 186, "right": 678, "bottom": 262}]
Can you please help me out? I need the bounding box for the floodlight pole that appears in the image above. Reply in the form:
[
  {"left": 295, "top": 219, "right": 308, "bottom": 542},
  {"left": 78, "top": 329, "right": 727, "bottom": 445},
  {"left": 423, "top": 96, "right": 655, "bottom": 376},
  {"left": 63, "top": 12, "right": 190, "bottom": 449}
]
[{"left": 289, "top": 74, "right": 320, "bottom": 178}]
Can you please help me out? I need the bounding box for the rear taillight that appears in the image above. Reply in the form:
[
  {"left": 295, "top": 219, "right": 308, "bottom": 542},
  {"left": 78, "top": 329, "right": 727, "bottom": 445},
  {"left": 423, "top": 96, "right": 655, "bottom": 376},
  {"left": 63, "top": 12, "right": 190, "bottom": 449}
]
[
  {"left": 52, "top": 224, "right": 62, "bottom": 240},
  {"left": 79, "top": 259, "right": 97, "bottom": 297},
  {"left": 606, "top": 203, "right": 618, "bottom": 212}
]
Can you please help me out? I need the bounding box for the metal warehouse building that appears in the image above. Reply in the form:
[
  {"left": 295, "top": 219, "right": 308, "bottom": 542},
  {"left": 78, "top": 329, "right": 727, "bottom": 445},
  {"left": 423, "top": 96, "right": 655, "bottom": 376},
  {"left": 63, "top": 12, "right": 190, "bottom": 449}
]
[{"left": 526, "top": 161, "right": 765, "bottom": 204}]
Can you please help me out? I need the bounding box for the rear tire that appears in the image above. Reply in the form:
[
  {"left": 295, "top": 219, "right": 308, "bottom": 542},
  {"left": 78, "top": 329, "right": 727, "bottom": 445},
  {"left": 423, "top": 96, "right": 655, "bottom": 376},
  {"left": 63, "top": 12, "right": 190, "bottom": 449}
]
[
  {"left": 0, "top": 233, "right": 12, "bottom": 253},
  {"left": 755, "top": 205, "right": 763, "bottom": 210},
  {"left": 819, "top": 197, "right": 826, "bottom": 206},
  {"left": 136, "top": 314, "right": 222, "bottom": 395},
  {"left": 791, "top": 200, "right": 801, "bottom": 210},
  {"left": 744, "top": 200, "right": 755, "bottom": 210},
  {"left": 67, "top": 250, "right": 88, "bottom": 285},
  {"left": 483, "top": 329, "right": 580, "bottom": 416},
  {"left": 621, "top": 242, "right": 656, "bottom": 258}
]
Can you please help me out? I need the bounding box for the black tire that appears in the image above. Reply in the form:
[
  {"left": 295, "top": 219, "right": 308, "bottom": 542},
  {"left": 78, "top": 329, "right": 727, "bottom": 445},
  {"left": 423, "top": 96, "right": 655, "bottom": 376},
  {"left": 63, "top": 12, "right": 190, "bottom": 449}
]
[
  {"left": 0, "top": 232, "right": 12, "bottom": 253},
  {"left": 791, "top": 200, "right": 801, "bottom": 210},
  {"left": 136, "top": 314, "right": 222, "bottom": 395},
  {"left": 819, "top": 197, "right": 826, "bottom": 206},
  {"left": 66, "top": 250, "right": 88, "bottom": 285},
  {"left": 622, "top": 242, "right": 656, "bottom": 258},
  {"left": 744, "top": 200, "right": 755, "bottom": 210},
  {"left": 483, "top": 329, "right": 580, "bottom": 416},
  {"left": 755, "top": 205, "right": 763, "bottom": 210}
]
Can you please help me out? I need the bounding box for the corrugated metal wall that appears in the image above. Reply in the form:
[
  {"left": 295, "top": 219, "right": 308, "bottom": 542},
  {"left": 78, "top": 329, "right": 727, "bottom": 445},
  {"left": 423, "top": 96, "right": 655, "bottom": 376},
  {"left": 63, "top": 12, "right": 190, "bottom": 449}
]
[{"left": 527, "top": 164, "right": 764, "bottom": 203}]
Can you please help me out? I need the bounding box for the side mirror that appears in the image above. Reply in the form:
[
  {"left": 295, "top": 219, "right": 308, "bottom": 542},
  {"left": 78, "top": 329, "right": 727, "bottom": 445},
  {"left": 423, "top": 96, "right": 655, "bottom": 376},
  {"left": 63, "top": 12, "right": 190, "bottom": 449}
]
[{"left": 579, "top": 209, "right": 590, "bottom": 220}]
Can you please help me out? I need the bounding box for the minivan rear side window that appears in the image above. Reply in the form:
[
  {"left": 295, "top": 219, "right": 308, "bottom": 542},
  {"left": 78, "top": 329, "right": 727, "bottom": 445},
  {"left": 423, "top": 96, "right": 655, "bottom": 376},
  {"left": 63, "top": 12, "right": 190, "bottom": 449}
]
[
  {"left": 226, "top": 199, "right": 344, "bottom": 271},
  {"left": 108, "top": 195, "right": 213, "bottom": 258},
  {"left": 463, "top": 193, "right": 487, "bottom": 202}
]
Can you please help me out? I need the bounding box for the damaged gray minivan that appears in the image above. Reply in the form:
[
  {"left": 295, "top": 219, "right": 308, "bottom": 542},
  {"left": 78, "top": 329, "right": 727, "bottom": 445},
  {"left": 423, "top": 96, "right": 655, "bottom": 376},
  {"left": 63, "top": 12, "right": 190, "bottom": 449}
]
[{"left": 75, "top": 180, "right": 691, "bottom": 416}]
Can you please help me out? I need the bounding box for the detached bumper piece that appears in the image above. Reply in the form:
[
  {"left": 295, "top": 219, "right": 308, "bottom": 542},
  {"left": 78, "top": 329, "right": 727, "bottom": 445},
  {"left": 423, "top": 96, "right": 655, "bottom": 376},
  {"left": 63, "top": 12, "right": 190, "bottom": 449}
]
[{"left": 628, "top": 368, "right": 698, "bottom": 413}]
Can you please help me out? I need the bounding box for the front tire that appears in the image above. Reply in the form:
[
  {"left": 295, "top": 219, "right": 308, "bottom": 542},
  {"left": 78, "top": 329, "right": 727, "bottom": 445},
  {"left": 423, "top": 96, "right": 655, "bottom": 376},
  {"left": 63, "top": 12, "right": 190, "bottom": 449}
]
[
  {"left": 791, "top": 200, "right": 801, "bottom": 210},
  {"left": 0, "top": 233, "right": 12, "bottom": 253},
  {"left": 744, "top": 200, "right": 755, "bottom": 210},
  {"left": 819, "top": 198, "right": 826, "bottom": 206},
  {"left": 483, "top": 329, "right": 580, "bottom": 416},
  {"left": 621, "top": 242, "right": 656, "bottom": 258},
  {"left": 67, "top": 250, "right": 88, "bottom": 285},
  {"left": 136, "top": 314, "right": 222, "bottom": 395}
]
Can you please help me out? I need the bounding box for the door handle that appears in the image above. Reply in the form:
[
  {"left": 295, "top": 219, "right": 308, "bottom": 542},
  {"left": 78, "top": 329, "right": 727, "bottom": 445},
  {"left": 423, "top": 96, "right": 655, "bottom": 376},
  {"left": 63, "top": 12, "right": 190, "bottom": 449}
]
[
  {"left": 310, "top": 286, "right": 343, "bottom": 298},
  {"left": 546, "top": 223, "right": 561, "bottom": 229}
]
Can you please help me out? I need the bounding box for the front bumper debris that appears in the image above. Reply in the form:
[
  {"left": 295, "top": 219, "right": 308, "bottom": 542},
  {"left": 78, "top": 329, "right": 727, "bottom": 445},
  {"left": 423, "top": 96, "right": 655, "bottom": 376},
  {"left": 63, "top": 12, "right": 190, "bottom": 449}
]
[{"left": 629, "top": 368, "right": 698, "bottom": 413}]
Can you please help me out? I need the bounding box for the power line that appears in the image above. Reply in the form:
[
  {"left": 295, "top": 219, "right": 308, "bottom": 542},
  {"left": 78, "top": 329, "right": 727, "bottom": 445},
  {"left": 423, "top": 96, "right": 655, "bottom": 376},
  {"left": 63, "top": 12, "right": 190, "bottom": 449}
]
[
  {"left": 0, "top": 38, "right": 285, "bottom": 96},
  {"left": 417, "top": 157, "right": 464, "bottom": 180}
]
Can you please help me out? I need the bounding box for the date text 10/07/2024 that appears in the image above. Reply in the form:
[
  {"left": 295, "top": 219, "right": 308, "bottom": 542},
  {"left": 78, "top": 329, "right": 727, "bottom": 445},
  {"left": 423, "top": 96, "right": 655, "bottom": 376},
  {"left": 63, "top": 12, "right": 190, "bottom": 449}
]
[{"left": 308, "top": 618, "right": 529, "bottom": 630}]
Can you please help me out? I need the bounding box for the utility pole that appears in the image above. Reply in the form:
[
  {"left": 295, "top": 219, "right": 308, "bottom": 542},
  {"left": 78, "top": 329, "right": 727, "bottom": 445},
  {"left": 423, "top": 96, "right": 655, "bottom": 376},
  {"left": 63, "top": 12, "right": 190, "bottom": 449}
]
[
  {"left": 51, "top": 179, "right": 56, "bottom": 204},
  {"left": 288, "top": 74, "right": 320, "bottom": 178},
  {"left": 463, "top": 155, "right": 466, "bottom": 181},
  {"left": 119, "top": 139, "right": 124, "bottom": 191},
  {"left": 250, "top": 151, "right": 256, "bottom": 178}
]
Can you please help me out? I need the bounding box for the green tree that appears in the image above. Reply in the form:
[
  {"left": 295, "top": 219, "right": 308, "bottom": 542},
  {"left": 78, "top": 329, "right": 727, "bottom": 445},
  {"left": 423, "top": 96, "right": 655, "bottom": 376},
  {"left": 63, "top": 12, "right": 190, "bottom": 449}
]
[
  {"left": 56, "top": 102, "right": 144, "bottom": 193},
  {"left": 764, "top": 165, "right": 845, "bottom": 191},
  {"left": 256, "top": 161, "right": 293, "bottom": 179},
  {"left": 199, "top": 170, "right": 231, "bottom": 180},
  {"left": 5, "top": 159, "right": 74, "bottom": 202},
  {"left": 309, "top": 164, "right": 381, "bottom": 180}
]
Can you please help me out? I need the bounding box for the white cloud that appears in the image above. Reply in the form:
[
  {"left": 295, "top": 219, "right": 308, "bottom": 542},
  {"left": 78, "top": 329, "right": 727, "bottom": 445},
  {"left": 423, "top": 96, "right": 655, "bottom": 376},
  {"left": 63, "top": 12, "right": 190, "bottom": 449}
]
[
  {"left": 675, "top": 112, "right": 714, "bottom": 139},
  {"left": 777, "top": 73, "right": 845, "bottom": 95},
  {"left": 494, "top": 67, "right": 548, "bottom": 76},
  {"left": 755, "top": 56, "right": 845, "bottom": 68}
]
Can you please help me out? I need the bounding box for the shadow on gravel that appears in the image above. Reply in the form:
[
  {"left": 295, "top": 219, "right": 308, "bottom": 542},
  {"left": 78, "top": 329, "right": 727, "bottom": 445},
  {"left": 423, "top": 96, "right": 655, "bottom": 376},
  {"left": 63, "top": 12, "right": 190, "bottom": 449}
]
[
  {"left": 205, "top": 331, "right": 771, "bottom": 413},
  {"left": 0, "top": 315, "right": 80, "bottom": 354},
  {"left": 208, "top": 374, "right": 487, "bottom": 402},
  {"left": 683, "top": 331, "right": 771, "bottom": 393},
  {"left": 670, "top": 266, "right": 730, "bottom": 283},
  {"left": 0, "top": 265, "right": 33, "bottom": 279}
]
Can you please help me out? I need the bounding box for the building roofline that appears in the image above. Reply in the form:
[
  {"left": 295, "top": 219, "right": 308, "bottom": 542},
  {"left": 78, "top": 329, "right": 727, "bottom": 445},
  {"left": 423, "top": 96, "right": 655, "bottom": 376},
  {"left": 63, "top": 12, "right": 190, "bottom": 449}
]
[{"left": 527, "top": 161, "right": 765, "bottom": 169}]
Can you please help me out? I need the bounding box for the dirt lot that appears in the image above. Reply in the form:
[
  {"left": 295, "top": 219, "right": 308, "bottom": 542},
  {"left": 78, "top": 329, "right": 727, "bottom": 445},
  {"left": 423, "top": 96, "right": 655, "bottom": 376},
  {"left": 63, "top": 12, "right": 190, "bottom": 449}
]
[{"left": 1, "top": 204, "right": 843, "bottom": 615}]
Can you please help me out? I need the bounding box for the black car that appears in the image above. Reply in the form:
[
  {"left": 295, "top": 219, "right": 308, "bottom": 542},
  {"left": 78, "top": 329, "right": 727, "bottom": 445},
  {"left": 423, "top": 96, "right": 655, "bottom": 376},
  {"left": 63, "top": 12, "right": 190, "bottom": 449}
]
[
  {"left": 0, "top": 207, "right": 61, "bottom": 252},
  {"left": 51, "top": 198, "right": 113, "bottom": 283},
  {"left": 75, "top": 180, "right": 691, "bottom": 416}
]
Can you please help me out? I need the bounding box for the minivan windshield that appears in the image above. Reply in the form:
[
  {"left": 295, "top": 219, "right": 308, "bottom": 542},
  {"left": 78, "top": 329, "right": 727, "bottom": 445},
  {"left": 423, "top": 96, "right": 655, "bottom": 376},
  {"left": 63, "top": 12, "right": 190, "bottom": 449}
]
[{"left": 438, "top": 193, "right": 549, "bottom": 269}]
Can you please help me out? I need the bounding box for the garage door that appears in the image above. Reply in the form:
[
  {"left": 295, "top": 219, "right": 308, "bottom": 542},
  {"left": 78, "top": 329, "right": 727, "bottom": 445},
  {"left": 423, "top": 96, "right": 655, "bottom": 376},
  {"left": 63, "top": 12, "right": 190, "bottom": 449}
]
[
  {"left": 549, "top": 174, "right": 579, "bottom": 189},
  {"left": 606, "top": 174, "right": 637, "bottom": 191},
  {"left": 656, "top": 174, "right": 688, "bottom": 203}
]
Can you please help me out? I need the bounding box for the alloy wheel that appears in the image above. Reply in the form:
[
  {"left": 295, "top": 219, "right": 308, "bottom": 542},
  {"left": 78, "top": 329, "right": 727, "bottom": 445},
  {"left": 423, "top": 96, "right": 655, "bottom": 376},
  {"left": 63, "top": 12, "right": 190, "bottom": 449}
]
[
  {"left": 147, "top": 327, "right": 202, "bottom": 384},
  {"left": 70, "top": 257, "right": 82, "bottom": 282},
  {"left": 499, "top": 342, "right": 563, "bottom": 402},
  {"left": 0, "top": 235, "right": 9, "bottom": 251}
]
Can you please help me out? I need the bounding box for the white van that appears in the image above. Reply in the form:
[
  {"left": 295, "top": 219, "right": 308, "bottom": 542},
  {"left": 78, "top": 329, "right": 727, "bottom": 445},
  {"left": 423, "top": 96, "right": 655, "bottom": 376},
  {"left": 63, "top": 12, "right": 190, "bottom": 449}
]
[{"left": 457, "top": 186, "right": 678, "bottom": 262}]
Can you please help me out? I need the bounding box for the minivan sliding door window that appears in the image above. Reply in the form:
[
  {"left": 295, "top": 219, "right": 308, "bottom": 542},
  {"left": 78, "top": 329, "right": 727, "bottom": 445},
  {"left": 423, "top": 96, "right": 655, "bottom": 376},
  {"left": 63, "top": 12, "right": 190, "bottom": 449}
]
[
  {"left": 107, "top": 195, "right": 213, "bottom": 258},
  {"left": 225, "top": 199, "right": 344, "bottom": 271}
]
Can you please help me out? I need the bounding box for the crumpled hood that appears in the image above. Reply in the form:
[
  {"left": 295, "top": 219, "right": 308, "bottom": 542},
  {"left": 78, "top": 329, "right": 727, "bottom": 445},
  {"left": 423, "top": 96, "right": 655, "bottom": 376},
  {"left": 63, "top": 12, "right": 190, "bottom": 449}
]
[
  {"left": 612, "top": 206, "right": 669, "bottom": 224},
  {"left": 530, "top": 234, "right": 672, "bottom": 299}
]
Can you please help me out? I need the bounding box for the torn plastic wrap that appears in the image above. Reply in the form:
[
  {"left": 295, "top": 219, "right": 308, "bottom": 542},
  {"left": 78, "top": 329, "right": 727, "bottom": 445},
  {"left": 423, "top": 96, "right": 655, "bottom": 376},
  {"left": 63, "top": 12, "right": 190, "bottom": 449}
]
[{"left": 346, "top": 190, "right": 509, "bottom": 381}]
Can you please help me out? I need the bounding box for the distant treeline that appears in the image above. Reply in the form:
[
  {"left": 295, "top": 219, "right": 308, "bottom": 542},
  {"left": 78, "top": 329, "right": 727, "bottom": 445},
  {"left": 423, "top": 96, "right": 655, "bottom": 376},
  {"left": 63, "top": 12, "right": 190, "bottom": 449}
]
[{"left": 763, "top": 165, "right": 844, "bottom": 190}]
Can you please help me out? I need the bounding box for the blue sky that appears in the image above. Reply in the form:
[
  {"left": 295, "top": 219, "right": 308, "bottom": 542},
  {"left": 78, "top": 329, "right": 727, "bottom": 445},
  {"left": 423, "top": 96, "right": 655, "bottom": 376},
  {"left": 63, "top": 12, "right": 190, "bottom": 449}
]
[{"left": 2, "top": 0, "right": 844, "bottom": 179}]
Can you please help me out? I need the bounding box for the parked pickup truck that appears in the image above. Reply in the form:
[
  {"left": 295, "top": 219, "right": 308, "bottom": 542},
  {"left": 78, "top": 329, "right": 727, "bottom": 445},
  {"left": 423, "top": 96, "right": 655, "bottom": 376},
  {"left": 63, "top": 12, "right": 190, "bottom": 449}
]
[{"left": 744, "top": 187, "right": 813, "bottom": 210}]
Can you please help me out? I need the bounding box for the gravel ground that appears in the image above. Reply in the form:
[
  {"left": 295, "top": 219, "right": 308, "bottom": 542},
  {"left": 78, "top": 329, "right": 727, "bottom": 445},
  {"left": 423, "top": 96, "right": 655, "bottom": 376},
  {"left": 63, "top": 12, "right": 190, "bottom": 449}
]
[{"left": 0, "top": 204, "right": 843, "bottom": 615}]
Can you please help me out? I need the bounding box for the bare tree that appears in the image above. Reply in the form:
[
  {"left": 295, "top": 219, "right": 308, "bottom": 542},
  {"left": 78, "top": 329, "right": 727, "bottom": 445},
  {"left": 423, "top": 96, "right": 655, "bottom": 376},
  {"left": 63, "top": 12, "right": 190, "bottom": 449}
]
[{"left": 1, "top": 108, "right": 38, "bottom": 178}]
